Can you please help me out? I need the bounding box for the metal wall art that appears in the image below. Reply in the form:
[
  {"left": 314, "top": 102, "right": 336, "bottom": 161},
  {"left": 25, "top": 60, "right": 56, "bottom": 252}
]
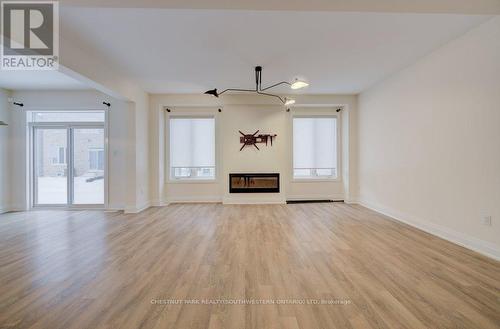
[{"left": 239, "top": 130, "right": 277, "bottom": 151}]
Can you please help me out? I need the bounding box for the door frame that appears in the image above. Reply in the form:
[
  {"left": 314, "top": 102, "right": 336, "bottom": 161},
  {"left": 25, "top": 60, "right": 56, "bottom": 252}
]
[{"left": 29, "top": 121, "right": 108, "bottom": 209}]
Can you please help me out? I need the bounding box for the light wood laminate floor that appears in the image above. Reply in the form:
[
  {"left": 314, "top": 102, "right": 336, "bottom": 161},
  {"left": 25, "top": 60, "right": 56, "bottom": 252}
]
[{"left": 0, "top": 203, "right": 499, "bottom": 329}]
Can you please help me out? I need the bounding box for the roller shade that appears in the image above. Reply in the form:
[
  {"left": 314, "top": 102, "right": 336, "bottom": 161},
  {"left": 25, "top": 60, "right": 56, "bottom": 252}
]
[
  {"left": 170, "top": 117, "right": 215, "bottom": 168},
  {"left": 293, "top": 117, "right": 337, "bottom": 170}
]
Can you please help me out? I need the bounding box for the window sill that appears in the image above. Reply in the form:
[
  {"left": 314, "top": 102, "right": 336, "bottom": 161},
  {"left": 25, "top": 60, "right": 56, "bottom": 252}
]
[
  {"left": 167, "top": 179, "right": 218, "bottom": 184},
  {"left": 291, "top": 178, "right": 341, "bottom": 183}
]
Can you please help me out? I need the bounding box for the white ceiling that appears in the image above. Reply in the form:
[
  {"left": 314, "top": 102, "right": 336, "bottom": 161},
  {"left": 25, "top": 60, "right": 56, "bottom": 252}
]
[
  {"left": 0, "top": 70, "right": 89, "bottom": 91},
  {"left": 60, "top": 0, "right": 500, "bottom": 15},
  {"left": 60, "top": 9, "right": 490, "bottom": 94}
]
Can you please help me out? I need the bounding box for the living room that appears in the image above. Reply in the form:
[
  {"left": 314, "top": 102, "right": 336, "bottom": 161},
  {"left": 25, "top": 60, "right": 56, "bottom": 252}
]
[{"left": 0, "top": 1, "right": 499, "bottom": 328}]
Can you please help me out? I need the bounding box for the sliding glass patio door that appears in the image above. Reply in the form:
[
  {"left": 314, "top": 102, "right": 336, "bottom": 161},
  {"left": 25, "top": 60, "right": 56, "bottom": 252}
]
[
  {"left": 33, "top": 125, "right": 105, "bottom": 207},
  {"left": 34, "top": 128, "right": 69, "bottom": 205},
  {"left": 72, "top": 128, "right": 105, "bottom": 205}
]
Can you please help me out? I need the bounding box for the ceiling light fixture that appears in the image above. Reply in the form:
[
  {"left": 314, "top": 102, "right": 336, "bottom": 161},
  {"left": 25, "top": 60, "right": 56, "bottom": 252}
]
[
  {"left": 204, "top": 66, "right": 308, "bottom": 105},
  {"left": 291, "top": 79, "right": 309, "bottom": 90}
]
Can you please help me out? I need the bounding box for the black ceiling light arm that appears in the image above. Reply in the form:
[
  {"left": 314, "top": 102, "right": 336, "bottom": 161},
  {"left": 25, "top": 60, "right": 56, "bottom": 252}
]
[
  {"left": 255, "top": 66, "right": 285, "bottom": 103},
  {"left": 256, "top": 91, "right": 285, "bottom": 103},
  {"left": 218, "top": 88, "right": 256, "bottom": 96},
  {"left": 260, "top": 81, "right": 291, "bottom": 92},
  {"left": 256, "top": 66, "right": 291, "bottom": 92}
]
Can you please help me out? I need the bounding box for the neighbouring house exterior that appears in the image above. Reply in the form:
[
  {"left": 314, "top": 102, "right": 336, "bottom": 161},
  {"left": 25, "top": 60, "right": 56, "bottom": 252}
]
[{"left": 35, "top": 129, "right": 104, "bottom": 178}]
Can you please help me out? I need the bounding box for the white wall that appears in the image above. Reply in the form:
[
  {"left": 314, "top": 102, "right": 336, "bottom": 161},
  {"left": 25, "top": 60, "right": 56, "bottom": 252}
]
[
  {"left": 8, "top": 90, "right": 134, "bottom": 210},
  {"left": 222, "top": 105, "right": 287, "bottom": 204},
  {"left": 149, "top": 94, "right": 357, "bottom": 204},
  {"left": 0, "top": 89, "right": 11, "bottom": 213},
  {"left": 358, "top": 17, "right": 500, "bottom": 259},
  {"left": 132, "top": 91, "right": 150, "bottom": 211}
]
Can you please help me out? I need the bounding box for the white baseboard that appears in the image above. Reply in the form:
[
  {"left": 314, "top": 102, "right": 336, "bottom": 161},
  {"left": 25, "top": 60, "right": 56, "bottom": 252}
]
[
  {"left": 357, "top": 198, "right": 500, "bottom": 261},
  {"left": 8, "top": 204, "right": 28, "bottom": 212},
  {"left": 106, "top": 203, "right": 125, "bottom": 211},
  {"left": 344, "top": 197, "right": 358, "bottom": 204},
  {"left": 1, "top": 205, "right": 28, "bottom": 213},
  {"left": 150, "top": 199, "right": 169, "bottom": 207},
  {"left": 286, "top": 194, "right": 344, "bottom": 201},
  {"left": 103, "top": 209, "right": 121, "bottom": 213},
  {"left": 223, "top": 197, "right": 286, "bottom": 205},
  {"left": 167, "top": 195, "right": 222, "bottom": 203},
  {"left": 124, "top": 201, "right": 151, "bottom": 214}
]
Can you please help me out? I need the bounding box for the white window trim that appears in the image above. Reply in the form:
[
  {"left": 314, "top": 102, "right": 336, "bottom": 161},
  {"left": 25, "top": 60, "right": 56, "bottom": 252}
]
[
  {"left": 165, "top": 112, "right": 219, "bottom": 184},
  {"left": 291, "top": 114, "right": 342, "bottom": 183}
]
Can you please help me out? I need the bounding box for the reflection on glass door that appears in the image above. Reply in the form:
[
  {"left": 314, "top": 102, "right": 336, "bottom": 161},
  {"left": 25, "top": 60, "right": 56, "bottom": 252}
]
[
  {"left": 72, "top": 128, "right": 105, "bottom": 204},
  {"left": 34, "top": 128, "right": 68, "bottom": 205}
]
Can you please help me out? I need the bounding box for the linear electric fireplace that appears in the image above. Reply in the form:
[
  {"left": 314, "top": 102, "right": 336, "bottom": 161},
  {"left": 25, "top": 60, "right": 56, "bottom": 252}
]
[{"left": 229, "top": 173, "right": 280, "bottom": 193}]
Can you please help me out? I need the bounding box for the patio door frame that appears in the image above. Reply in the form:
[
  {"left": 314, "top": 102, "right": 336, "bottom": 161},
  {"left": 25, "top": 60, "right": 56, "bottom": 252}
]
[{"left": 30, "top": 121, "right": 108, "bottom": 209}]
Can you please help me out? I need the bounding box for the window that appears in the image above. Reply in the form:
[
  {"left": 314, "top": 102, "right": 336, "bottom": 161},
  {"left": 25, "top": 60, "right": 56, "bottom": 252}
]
[
  {"left": 52, "top": 147, "right": 66, "bottom": 164},
  {"left": 29, "top": 111, "right": 105, "bottom": 123},
  {"left": 169, "top": 117, "right": 215, "bottom": 180},
  {"left": 293, "top": 116, "right": 338, "bottom": 179},
  {"left": 89, "top": 148, "right": 104, "bottom": 171}
]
